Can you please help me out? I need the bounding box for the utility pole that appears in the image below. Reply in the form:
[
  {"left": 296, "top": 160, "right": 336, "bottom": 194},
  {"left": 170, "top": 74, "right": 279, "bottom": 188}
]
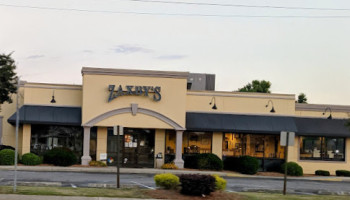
[
  {"left": 283, "top": 132, "right": 289, "bottom": 195},
  {"left": 13, "top": 77, "right": 20, "bottom": 192}
]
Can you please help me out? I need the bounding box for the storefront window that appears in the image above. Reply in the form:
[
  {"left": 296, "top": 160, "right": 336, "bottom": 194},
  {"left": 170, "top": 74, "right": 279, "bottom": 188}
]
[
  {"left": 30, "top": 125, "right": 83, "bottom": 159},
  {"left": 300, "top": 136, "right": 345, "bottom": 161},
  {"left": 222, "top": 133, "right": 284, "bottom": 159},
  {"left": 183, "top": 132, "right": 212, "bottom": 154}
]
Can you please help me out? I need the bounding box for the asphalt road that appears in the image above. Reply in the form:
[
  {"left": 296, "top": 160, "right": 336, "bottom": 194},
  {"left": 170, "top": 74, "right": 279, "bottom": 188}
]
[{"left": 1, "top": 171, "right": 350, "bottom": 195}]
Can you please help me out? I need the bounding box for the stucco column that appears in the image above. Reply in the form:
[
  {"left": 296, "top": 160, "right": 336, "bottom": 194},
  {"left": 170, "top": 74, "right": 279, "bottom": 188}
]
[
  {"left": 212, "top": 132, "right": 223, "bottom": 159},
  {"left": 21, "top": 124, "right": 31, "bottom": 155},
  {"left": 174, "top": 130, "right": 184, "bottom": 168},
  {"left": 96, "top": 127, "right": 107, "bottom": 162},
  {"left": 81, "top": 126, "right": 92, "bottom": 165},
  {"left": 0, "top": 116, "right": 3, "bottom": 145},
  {"left": 154, "top": 129, "right": 165, "bottom": 168}
]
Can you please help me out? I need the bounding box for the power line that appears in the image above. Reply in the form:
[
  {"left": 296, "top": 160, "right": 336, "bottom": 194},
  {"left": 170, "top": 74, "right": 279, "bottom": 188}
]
[
  {"left": 1, "top": 3, "right": 350, "bottom": 18},
  {"left": 122, "top": 0, "right": 350, "bottom": 11}
]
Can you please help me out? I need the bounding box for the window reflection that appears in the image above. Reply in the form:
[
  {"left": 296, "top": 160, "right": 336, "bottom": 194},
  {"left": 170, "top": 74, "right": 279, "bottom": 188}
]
[
  {"left": 222, "top": 133, "right": 284, "bottom": 159},
  {"left": 30, "top": 125, "right": 83, "bottom": 159},
  {"left": 300, "top": 136, "right": 345, "bottom": 161}
]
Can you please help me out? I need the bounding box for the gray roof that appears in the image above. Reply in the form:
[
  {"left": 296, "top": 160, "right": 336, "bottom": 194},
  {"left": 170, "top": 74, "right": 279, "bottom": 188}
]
[
  {"left": 186, "top": 112, "right": 297, "bottom": 134},
  {"left": 294, "top": 117, "right": 350, "bottom": 137},
  {"left": 8, "top": 105, "right": 81, "bottom": 126},
  {"left": 186, "top": 112, "right": 350, "bottom": 137}
]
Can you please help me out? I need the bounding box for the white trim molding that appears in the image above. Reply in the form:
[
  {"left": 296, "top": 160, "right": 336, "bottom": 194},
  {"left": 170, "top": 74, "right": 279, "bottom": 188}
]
[
  {"left": 83, "top": 104, "right": 185, "bottom": 130},
  {"left": 296, "top": 103, "right": 350, "bottom": 113},
  {"left": 187, "top": 91, "right": 295, "bottom": 100},
  {"left": 82, "top": 67, "right": 189, "bottom": 79}
]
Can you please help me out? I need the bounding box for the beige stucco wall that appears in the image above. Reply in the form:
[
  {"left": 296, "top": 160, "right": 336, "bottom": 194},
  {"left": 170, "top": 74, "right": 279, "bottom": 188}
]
[
  {"left": 96, "top": 127, "right": 107, "bottom": 161},
  {"left": 288, "top": 136, "right": 350, "bottom": 175},
  {"left": 154, "top": 129, "right": 165, "bottom": 167},
  {"left": 82, "top": 74, "right": 187, "bottom": 129},
  {"left": 21, "top": 124, "right": 31, "bottom": 155},
  {"left": 295, "top": 110, "right": 350, "bottom": 119},
  {"left": 212, "top": 132, "right": 223, "bottom": 159},
  {"left": 186, "top": 91, "right": 295, "bottom": 115},
  {"left": 23, "top": 83, "right": 82, "bottom": 107}
]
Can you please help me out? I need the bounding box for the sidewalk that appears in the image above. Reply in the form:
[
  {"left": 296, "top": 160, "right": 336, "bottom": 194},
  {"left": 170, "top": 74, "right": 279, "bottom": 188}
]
[
  {"left": 1, "top": 165, "right": 350, "bottom": 182},
  {"left": 0, "top": 194, "right": 155, "bottom": 200}
]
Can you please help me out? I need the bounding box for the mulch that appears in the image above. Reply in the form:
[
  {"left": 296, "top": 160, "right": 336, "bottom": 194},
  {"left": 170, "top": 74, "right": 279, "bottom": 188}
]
[{"left": 144, "top": 189, "right": 245, "bottom": 200}]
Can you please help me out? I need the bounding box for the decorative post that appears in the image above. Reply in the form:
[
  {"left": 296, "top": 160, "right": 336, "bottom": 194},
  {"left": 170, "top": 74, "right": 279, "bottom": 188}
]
[
  {"left": 174, "top": 130, "right": 184, "bottom": 168},
  {"left": 81, "top": 126, "right": 92, "bottom": 165}
]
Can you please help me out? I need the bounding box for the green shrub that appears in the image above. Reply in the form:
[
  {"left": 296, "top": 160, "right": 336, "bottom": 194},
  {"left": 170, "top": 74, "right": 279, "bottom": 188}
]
[
  {"left": 21, "top": 153, "right": 42, "bottom": 165},
  {"left": 0, "top": 145, "right": 15, "bottom": 151},
  {"left": 196, "top": 153, "right": 223, "bottom": 171},
  {"left": 238, "top": 156, "right": 259, "bottom": 175},
  {"left": 336, "top": 170, "right": 350, "bottom": 177},
  {"left": 179, "top": 174, "right": 215, "bottom": 196},
  {"left": 184, "top": 154, "right": 198, "bottom": 169},
  {"left": 0, "top": 149, "right": 15, "bottom": 165},
  {"left": 43, "top": 147, "right": 77, "bottom": 166},
  {"left": 184, "top": 153, "right": 223, "bottom": 171},
  {"left": 315, "top": 170, "right": 330, "bottom": 176},
  {"left": 281, "top": 162, "right": 303, "bottom": 176},
  {"left": 212, "top": 175, "right": 226, "bottom": 190},
  {"left": 161, "top": 163, "right": 178, "bottom": 169},
  {"left": 224, "top": 156, "right": 259, "bottom": 174},
  {"left": 89, "top": 160, "right": 107, "bottom": 167},
  {"left": 154, "top": 173, "right": 180, "bottom": 189}
]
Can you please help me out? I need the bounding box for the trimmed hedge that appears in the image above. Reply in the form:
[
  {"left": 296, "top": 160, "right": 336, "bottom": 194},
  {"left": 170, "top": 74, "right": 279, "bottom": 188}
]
[
  {"left": 161, "top": 163, "right": 178, "bottom": 169},
  {"left": 197, "top": 153, "right": 223, "bottom": 171},
  {"left": 43, "top": 147, "right": 77, "bottom": 166},
  {"left": 336, "top": 170, "right": 350, "bottom": 177},
  {"left": 315, "top": 170, "right": 330, "bottom": 176},
  {"left": 0, "top": 149, "right": 15, "bottom": 165},
  {"left": 281, "top": 162, "right": 303, "bottom": 176},
  {"left": 21, "top": 153, "right": 42, "bottom": 165},
  {"left": 89, "top": 161, "right": 107, "bottom": 167},
  {"left": 154, "top": 173, "right": 180, "bottom": 189},
  {"left": 224, "top": 156, "right": 259, "bottom": 175},
  {"left": 0, "top": 145, "right": 15, "bottom": 151},
  {"left": 179, "top": 174, "right": 215, "bottom": 196},
  {"left": 184, "top": 153, "right": 223, "bottom": 171},
  {"left": 212, "top": 175, "right": 226, "bottom": 190}
]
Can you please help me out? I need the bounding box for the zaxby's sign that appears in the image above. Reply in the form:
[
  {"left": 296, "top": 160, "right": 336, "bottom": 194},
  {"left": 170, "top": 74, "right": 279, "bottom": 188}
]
[{"left": 108, "top": 85, "right": 161, "bottom": 102}]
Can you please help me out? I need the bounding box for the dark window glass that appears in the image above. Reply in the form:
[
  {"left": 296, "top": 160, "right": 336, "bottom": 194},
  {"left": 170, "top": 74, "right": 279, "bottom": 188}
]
[
  {"left": 300, "top": 136, "right": 345, "bottom": 161},
  {"left": 183, "top": 132, "right": 212, "bottom": 154},
  {"left": 31, "top": 125, "right": 83, "bottom": 160}
]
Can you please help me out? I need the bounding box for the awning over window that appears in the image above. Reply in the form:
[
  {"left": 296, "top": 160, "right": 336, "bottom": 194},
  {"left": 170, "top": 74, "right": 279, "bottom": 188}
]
[
  {"left": 294, "top": 117, "right": 350, "bottom": 137},
  {"left": 186, "top": 112, "right": 298, "bottom": 134},
  {"left": 8, "top": 105, "right": 82, "bottom": 126}
]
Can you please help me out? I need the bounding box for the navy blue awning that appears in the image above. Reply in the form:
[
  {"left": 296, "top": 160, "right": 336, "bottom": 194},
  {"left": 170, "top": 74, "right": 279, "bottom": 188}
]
[
  {"left": 8, "top": 105, "right": 82, "bottom": 126},
  {"left": 294, "top": 117, "right": 350, "bottom": 137},
  {"left": 186, "top": 112, "right": 298, "bottom": 134}
]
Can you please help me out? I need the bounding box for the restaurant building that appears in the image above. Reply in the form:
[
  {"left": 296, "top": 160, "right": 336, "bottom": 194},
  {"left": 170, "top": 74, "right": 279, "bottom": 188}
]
[{"left": 0, "top": 67, "right": 349, "bottom": 174}]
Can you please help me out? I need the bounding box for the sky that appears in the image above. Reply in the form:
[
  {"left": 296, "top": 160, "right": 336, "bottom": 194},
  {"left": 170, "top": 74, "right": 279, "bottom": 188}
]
[{"left": 1, "top": 0, "right": 350, "bottom": 105}]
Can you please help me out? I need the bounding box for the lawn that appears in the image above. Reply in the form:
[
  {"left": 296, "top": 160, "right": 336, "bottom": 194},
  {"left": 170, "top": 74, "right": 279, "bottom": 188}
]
[
  {"left": 0, "top": 186, "right": 149, "bottom": 198},
  {"left": 0, "top": 186, "right": 349, "bottom": 200},
  {"left": 240, "top": 192, "right": 350, "bottom": 200}
]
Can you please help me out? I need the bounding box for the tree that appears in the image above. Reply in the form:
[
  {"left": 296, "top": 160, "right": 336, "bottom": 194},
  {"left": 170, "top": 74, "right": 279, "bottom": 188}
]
[
  {"left": 297, "top": 93, "right": 308, "bottom": 104},
  {"left": 238, "top": 80, "right": 271, "bottom": 93},
  {"left": 0, "top": 53, "right": 17, "bottom": 108}
]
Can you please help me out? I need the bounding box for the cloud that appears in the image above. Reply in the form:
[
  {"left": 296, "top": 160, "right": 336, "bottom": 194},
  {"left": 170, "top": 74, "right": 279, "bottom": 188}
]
[
  {"left": 27, "top": 55, "right": 45, "bottom": 59},
  {"left": 157, "top": 55, "right": 187, "bottom": 60},
  {"left": 82, "top": 50, "right": 93, "bottom": 53},
  {"left": 112, "top": 44, "right": 153, "bottom": 54}
]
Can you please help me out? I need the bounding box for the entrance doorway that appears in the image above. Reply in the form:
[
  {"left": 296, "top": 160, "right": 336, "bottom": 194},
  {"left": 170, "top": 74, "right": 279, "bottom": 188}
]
[{"left": 107, "top": 128, "right": 155, "bottom": 168}]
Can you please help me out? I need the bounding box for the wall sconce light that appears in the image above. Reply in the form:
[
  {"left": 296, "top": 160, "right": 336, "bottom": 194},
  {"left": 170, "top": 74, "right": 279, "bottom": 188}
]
[
  {"left": 265, "top": 100, "right": 275, "bottom": 113},
  {"left": 323, "top": 107, "right": 332, "bottom": 119},
  {"left": 50, "top": 90, "right": 56, "bottom": 103},
  {"left": 209, "top": 97, "right": 217, "bottom": 110}
]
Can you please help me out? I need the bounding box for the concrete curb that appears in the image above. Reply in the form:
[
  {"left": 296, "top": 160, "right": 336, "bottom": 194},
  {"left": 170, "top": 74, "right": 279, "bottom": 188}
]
[{"left": 1, "top": 166, "right": 350, "bottom": 182}]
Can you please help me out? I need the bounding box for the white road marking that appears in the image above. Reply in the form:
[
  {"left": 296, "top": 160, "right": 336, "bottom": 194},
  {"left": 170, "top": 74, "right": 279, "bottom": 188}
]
[
  {"left": 130, "top": 181, "right": 155, "bottom": 190},
  {"left": 70, "top": 183, "right": 77, "bottom": 188}
]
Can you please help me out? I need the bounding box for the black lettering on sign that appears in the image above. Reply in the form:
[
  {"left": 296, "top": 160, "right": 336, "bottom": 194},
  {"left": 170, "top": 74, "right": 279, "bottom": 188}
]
[{"left": 108, "top": 85, "right": 161, "bottom": 102}]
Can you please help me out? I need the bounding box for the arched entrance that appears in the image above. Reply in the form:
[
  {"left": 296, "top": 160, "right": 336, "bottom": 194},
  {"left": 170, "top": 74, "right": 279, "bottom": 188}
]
[{"left": 81, "top": 104, "right": 185, "bottom": 168}]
